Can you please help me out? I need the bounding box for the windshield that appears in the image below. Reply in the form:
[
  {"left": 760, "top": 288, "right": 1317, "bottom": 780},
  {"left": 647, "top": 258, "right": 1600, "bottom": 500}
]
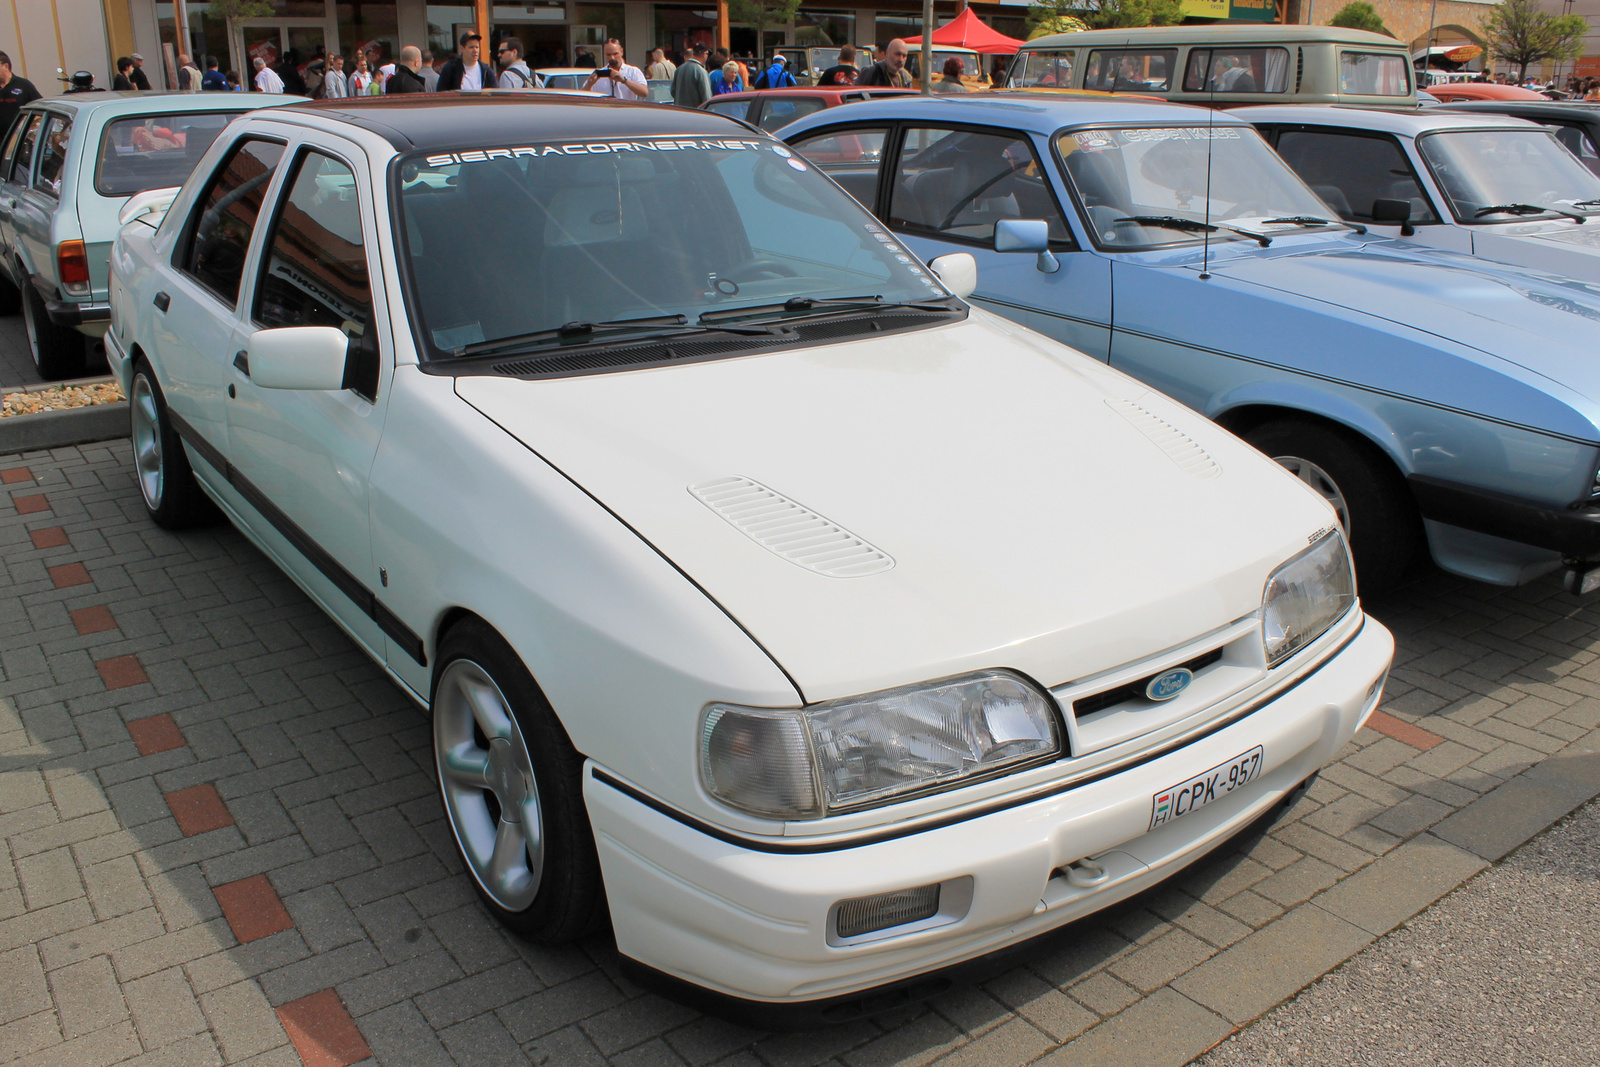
[
  {"left": 96, "top": 111, "right": 243, "bottom": 197},
  {"left": 398, "top": 137, "right": 950, "bottom": 358},
  {"left": 1416, "top": 128, "right": 1600, "bottom": 223},
  {"left": 1008, "top": 49, "right": 1075, "bottom": 89},
  {"left": 1056, "top": 126, "right": 1337, "bottom": 248}
]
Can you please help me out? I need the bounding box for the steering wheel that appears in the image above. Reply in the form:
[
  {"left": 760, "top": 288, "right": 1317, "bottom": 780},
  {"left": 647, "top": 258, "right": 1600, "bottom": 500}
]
[{"left": 726, "top": 258, "right": 800, "bottom": 281}]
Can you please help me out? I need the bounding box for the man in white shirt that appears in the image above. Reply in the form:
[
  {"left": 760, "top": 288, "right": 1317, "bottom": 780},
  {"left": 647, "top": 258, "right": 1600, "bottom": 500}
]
[
  {"left": 583, "top": 39, "right": 648, "bottom": 100},
  {"left": 252, "top": 56, "right": 285, "bottom": 93}
]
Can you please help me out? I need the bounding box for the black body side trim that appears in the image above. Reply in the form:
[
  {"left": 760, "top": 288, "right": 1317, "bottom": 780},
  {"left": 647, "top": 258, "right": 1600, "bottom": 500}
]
[
  {"left": 592, "top": 619, "right": 1365, "bottom": 855},
  {"left": 167, "top": 410, "right": 427, "bottom": 666},
  {"left": 1409, "top": 474, "right": 1600, "bottom": 556}
]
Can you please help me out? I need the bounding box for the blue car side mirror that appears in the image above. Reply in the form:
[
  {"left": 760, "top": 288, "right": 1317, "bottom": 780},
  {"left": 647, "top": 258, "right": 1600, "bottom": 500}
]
[{"left": 995, "top": 218, "right": 1060, "bottom": 274}]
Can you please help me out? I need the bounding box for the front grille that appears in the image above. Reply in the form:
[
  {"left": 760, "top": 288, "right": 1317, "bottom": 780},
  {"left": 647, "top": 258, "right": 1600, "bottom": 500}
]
[{"left": 1073, "top": 647, "right": 1224, "bottom": 717}]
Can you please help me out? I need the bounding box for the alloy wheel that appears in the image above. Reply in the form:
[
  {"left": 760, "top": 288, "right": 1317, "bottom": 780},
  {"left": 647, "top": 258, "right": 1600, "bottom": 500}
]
[
  {"left": 130, "top": 375, "right": 164, "bottom": 511},
  {"left": 434, "top": 658, "right": 544, "bottom": 912},
  {"left": 1273, "top": 454, "right": 1350, "bottom": 534}
]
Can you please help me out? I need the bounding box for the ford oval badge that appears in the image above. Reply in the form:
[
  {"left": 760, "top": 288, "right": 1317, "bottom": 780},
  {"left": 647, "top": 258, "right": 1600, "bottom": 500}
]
[{"left": 1145, "top": 668, "right": 1193, "bottom": 702}]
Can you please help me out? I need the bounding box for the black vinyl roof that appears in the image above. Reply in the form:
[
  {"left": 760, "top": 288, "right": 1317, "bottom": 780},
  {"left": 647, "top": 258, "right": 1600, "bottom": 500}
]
[
  {"left": 1435, "top": 100, "right": 1600, "bottom": 127},
  {"left": 279, "top": 92, "right": 756, "bottom": 151}
]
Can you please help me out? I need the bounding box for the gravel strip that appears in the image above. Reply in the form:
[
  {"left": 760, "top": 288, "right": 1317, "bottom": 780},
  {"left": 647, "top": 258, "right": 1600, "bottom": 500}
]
[
  {"left": 1, "top": 379, "right": 124, "bottom": 417},
  {"left": 1196, "top": 797, "right": 1600, "bottom": 1067}
]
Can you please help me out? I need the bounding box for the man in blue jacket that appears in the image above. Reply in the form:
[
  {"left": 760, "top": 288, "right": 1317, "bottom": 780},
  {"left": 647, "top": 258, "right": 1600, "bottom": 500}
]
[{"left": 753, "top": 54, "right": 796, "bottom": 89}]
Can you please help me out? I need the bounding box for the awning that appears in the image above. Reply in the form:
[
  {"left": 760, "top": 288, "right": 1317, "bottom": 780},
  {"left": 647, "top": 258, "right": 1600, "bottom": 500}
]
[{"left": 903, "top": 9, "right": 1027, "bottom": 54}]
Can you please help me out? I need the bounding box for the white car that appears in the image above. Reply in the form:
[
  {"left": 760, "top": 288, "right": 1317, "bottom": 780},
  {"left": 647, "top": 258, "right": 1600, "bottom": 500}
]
[
  {"left": 107, "top": 95, "right": 1393, "bottom": 1014},
  {"left": 1239, "top": 106, "right": 1600, "bottom": 280}
]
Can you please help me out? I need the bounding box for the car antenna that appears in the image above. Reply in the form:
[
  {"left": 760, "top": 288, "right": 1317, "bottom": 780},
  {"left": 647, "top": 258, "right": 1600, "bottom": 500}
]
[{"left": 1200, "top": 74, "right": 1215, "bottom": 280}]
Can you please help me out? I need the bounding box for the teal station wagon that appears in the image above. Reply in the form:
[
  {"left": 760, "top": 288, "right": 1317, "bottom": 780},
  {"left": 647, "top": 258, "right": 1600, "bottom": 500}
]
[{"left": 0, "top": 91, "right": 295, "bottom": 379}]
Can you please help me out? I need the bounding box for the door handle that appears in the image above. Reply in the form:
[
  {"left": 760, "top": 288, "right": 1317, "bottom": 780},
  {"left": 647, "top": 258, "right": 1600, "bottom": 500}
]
[
  {"left": 153, "top": 291, "right": 170, "bottom": 312},
  {"left": 233, "top": 350, "right": 250, "bottom": 376}
]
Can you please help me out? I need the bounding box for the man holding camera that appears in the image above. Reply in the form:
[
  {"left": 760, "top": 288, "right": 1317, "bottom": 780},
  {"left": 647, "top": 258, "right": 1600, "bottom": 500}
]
[{"left": 584, "top": 39, "right": 648, "bottom": 100}]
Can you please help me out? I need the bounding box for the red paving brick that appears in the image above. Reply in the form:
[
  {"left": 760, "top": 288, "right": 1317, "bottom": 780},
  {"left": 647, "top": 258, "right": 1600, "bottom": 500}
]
[
  {"left": 277, "top": 989, "right": 371, "bottom": 1067},
  {"left": 1364, "top": 709, "right": 1447, "bottom": 751},
  {"left": 70, "top": 605, "right": 117, "bottom": 635},
  {"left": 96, "top": 655, "right": 148, "bottom": 690},
  {"left": 213, "top": 874, "right": 295, "bottom": 944},
  {"left": 47, "top": 562, "right": 90, "bottom": 588},
  {"left": 0, "top": 467, "right": 33, "bottom": 483},
  {"left": 165, "top": 783, "right": 233, "bottom": 837},
  {"left": 28, "top": 527, "right": 69, "bottom": 549},
  {"left": 126, "top": 713, "right": 184, "bottom": 755},
  {"left": 13, "top": 493, "right": 48, "bottom": 514}
]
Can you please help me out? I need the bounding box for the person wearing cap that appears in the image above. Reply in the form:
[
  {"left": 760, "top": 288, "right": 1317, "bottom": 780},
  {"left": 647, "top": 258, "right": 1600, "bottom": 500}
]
[
  {"left": 753, "top": 53, "right": 796, "bottom": 89},
  {"left": 436, "top": 32, "right": 495, "bottom": 91},
  {"left": 129, "top": 52, "right": 151, "bottom": 90}
]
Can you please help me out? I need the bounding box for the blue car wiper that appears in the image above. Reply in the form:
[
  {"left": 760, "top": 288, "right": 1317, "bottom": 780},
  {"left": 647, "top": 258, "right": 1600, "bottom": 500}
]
[{"left": 1115, "top": 216, "right": 1271, "bottom": 246}]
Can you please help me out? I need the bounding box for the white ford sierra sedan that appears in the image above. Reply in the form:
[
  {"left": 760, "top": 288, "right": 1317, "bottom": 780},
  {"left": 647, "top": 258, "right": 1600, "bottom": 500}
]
[{"left": 107, "top": 95, "right": 1393, "bottom": 1016}]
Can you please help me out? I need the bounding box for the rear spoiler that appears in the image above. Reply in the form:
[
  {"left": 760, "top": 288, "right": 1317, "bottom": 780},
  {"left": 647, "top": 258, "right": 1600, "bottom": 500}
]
[{"left": 118, "top": 187, "right": 180, "bottom": 228}]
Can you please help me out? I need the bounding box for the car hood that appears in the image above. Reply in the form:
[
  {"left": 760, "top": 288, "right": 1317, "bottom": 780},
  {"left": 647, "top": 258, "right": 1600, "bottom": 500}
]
[
  {"left": 454, "top": 311, "right": 1333, "bottom": 701},
  {"left": 1197, "top": 239, "right": 1600, "bottom": 417}
]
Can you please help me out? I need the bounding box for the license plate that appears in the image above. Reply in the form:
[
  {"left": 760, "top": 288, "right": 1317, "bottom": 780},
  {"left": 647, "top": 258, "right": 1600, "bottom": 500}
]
[{"left": 1149, "top": 746, "right": 1264, "bottom": 831}]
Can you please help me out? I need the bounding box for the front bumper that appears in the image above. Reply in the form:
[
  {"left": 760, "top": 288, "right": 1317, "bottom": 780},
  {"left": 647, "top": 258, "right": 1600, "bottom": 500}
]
[
  {"left": 1409, "top": 474, "right": 1600, "bottom": 557},
  {"left": 584, "top": 616, "right": 1393, "bottom": 1005}
]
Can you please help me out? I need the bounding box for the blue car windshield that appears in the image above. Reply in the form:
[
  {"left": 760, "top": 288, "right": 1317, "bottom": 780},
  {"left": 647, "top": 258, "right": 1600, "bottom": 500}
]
[
  {"left": 1416, "top": 128, "right": 1600, "bottom": 223},
  {"left": 397, "top": 136, "right": 949, "bottom": 358},
  {"left": 1056, "top": 125, "right": 1337, "bottom": 248}
]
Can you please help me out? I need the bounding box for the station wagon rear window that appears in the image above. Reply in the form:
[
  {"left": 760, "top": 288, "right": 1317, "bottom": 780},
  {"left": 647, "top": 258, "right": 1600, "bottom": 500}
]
[
  {"left": 1339, "top": 52, "right": 1410, "bottom": 96},
  {"left": 1084, "top": 49, "right": 1177, "bottom": 93},
  {"left": 96, "top": 112, "right": 246, "bottom": 197},
  {"left": 1181, "top": 48, "right": 1290, "bottom": 93}
]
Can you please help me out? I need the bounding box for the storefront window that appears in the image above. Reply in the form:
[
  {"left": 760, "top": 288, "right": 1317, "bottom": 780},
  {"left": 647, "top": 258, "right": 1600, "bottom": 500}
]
[
  {"left": 873, "top": 12, "right": 922, "bottom": 50},
  {"left": 654, "top": 5, "right": 717, "bottom": 58},
  {"left": 795, "top": 9, "right": 853, "bottom": 47},
  {"left": 155, "top": 1, "right": 231, "bottom": 85},
  {"left": 575, "top": 3, "right": 625, "bottom": 48},
  {"left": 426, "top": 3, "right": 474, "bottom": 59},
  {"left": 336, "top": 0, "right": 399, "bottom": 66}
]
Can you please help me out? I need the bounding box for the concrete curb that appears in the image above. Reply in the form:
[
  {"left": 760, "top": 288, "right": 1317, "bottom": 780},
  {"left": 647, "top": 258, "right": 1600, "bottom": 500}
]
[{"left": 0, "top": 401, "right": 128, "bottom": 454}]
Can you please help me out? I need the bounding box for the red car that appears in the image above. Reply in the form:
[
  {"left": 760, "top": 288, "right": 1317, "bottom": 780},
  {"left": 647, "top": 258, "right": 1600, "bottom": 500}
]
[
  {"left": 1425, "top": 82, "right": 1548, "bottom": 102},
  {"left": 702, "top": 87, "right": 917, "bottom": 133}
]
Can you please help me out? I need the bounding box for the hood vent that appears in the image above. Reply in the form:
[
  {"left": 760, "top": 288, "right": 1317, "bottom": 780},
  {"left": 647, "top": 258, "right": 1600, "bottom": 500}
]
[
  {"left": 1106, "top": 399, "right": 1220, "bottom": 480},
  {"left": 689, "top": 477, "right": 895, "bottom": 578}
]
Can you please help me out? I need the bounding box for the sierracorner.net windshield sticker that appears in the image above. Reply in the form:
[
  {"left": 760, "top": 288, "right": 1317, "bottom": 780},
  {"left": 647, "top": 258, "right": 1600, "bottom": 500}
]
[
  {"left": 1117, "top": 127, "right": 1241, "bottom": 143},
  {"left": 424, "top": 137, "right": 768, "bottom": 166}
]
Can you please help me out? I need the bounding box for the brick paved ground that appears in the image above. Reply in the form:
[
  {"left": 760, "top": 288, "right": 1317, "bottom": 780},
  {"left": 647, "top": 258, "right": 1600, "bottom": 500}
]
[{"left": 3, "top": 440, "right": 1599, "bottom": 1067}]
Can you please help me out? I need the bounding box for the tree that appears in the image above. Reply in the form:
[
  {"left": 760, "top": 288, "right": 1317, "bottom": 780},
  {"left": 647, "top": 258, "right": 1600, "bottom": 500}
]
[
  {"left": 1480, "top": 0, "right": 1586, "bottom": 81},
  {"left": 727, "top": 0, "right": 803, "bottom": 59},
  {"left": 1026, "top": 0, "right": 1180, "bottom": 35},
  {"left": 1327, "top": 2, "right": 1388, "bottom": 36}
]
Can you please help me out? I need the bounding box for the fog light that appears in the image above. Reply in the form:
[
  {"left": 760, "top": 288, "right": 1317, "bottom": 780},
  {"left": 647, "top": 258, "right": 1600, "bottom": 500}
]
[{"left": 836, "top": 883, "right": 941, "bottom": 939}]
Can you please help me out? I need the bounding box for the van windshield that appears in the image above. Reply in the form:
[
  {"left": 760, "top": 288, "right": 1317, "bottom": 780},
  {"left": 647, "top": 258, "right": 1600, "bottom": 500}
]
[
  {"left": 1057, "top": 125, "right": 1337, "bottom": 248},
  {"left": 1009, "top": 50, "right": 1076, "bottom": 89},
  {"left": 397, "top": 137, "right": 951, "bottom": 359},
  {"left": 1417, "top": 128, "right": 1600, "bottom": 223}
]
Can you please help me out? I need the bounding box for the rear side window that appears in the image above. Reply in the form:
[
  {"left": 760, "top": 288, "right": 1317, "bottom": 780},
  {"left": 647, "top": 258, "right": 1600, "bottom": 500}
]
[
  {"left": 34, "top": 115, "right": 73, "bottom": 198},
  {"left": 96, "top": 112, "right": 243, "bottom": 197},
  {"left": 1340, "top": 52, "right": 1410, "bottom": 96},
  {"left": 1274, "top": 129, "right": 1437, "bottom": 224},
  {"left": 758, "top": 98, "right": 826, "bottom": 132},
  {"left": 1084, "top": 49, "right": 1177, "bottom": 93},
  {"left": 180, "top": 138, "right": 286, "bottom": 306},
  {"left": 1009, "top": 49, "right": 1075, "bottom": 89},
  {"left": 790, "top": 127, "right": 888, "bottom": 207},
  {"left": 10, "top": 115, "right": 41, "bottom": 184},
  {"left": 1182, "top": 48, "right": 1290, "bottom": 93},
  {"left": 705, "top": 99, "right": 750, "bottom": 121}
]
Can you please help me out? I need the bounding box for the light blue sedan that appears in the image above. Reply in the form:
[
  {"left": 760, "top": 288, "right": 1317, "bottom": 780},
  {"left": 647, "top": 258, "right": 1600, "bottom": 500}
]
[{"left": 783, "top": 94, "right": 1600, "bottom": 593}]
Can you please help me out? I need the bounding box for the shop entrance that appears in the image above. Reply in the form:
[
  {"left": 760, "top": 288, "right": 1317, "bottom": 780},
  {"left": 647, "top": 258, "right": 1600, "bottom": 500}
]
[
  {"left": 235, "top": 21, "right": 333, "bottom": 87},
  {"left": 491, "top": 22, "right": 570, "bottom": 69}
]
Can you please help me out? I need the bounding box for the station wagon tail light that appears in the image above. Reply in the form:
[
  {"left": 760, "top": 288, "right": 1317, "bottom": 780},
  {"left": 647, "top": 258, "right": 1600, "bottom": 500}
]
[
  {"left": 699, "top": 670, "right": 1061, "bottom": 819},
  {"left": 1261, "top": 531, "right": 1356, "bottom": 667},
  {"left": 57, "top": 241, "right": 89, "bottom": 295}
]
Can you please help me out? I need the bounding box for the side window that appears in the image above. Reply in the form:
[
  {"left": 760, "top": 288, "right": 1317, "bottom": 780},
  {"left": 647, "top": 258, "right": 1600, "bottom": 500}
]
[
  {"left": 1182, "top": 48, "right": 1290, "bottom": 93},
  {"left": 34, "top": 115, "right": 73, "bottom": 198},
  {"left": 789, "top": 127, "right": 887, "bottom": 208},
  {"left": 758, "top": 98, "right": 826, "bottom": 133},
  {"left": 1546, "top": 123, "right": 1600, "bottom": 178},
  {"left": 888, "top": 126, "right": 1075, "bottom": 247},
  {"left": 1009, "top": 49, "right": 1075, "bottom": 89},
  {"left": 705, "top": 100, "right": 750, "bottom": 121},
  {"left": 1339, "top": 52, "right": 1410, "bottom": 96},
  {"left": 1084, "top": 49, "right": 1177, "bottom": 93},
  {"left": 180, "top": 138, "right": 287, "bottom": 307},
  {"left": 254, "top": 150, "right": 371, "bottom": 337},
  {"left": 0, "top": 115, "right": 30, "bottom": 181},
  {"left": 9, "top": 115, "right": 41, "bottom": 184},
  {"left": 1274, "top": 129, "right": 1437, "bottom": 224}
]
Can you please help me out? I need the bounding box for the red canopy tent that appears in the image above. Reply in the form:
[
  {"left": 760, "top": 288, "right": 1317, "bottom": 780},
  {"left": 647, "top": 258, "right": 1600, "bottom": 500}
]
[{"left": 902, "top": 8, "right": 1025, "bottom": 54}]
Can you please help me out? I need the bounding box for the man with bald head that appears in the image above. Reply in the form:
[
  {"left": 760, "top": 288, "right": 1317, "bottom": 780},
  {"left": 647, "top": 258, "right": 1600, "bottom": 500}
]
[
  {"left": 386, "top": 45, "right": 428, "bottom": 93},
  {"left": 859, "top": 38, "right": 912, "bottom": 87}
]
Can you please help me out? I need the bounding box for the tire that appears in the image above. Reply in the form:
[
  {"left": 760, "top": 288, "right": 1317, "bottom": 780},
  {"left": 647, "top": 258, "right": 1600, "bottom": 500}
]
[
  {"left": 0, "top": 270, "right": 20, "bottom": 316},
  {"left": 1244, "top": 419, "right": 1418, "bottom": 594},
  {"left": 20, "top": 273, "right": 85, "bottom": 380},
  {"left": 129, "top": 361, "right": 218, "bottom": 529},
  {"left": 432, "top": 618, "right": 606, "bottom": 944}
]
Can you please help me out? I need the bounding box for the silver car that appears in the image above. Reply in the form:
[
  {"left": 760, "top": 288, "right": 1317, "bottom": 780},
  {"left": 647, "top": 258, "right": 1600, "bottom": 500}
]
[{"left": 0, "top": 90, "right": 294, "bottom": 379}]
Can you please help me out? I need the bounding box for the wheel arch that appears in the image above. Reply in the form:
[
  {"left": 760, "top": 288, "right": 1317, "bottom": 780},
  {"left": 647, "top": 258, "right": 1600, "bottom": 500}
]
[{"left": 1209, "top": 390, "right": 1415, "bottom": 481}]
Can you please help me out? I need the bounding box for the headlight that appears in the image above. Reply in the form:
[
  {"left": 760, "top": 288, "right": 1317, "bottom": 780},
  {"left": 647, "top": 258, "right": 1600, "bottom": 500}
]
[
  {"left": 1262, "top": 531, "right": 1356, "bottom": 667},
  {"left": 700, "top": 670, "right": 1061, "bottom": 819}
]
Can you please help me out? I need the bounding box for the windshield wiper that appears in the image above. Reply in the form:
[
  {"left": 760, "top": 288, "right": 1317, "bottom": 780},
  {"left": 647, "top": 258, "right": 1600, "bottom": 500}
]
[
  {"left": 458, "top": 313, "right": 778, "bottom": 358},
  {"left": 1261, "top": 215, "right": 1369, "bottom": 235},
  {"left": 698, "top": 294, "right": 958, "bottom": 325},
  {"left": 1115, "top": 216, "right": 1271, "bottom": 246},
  {"left": 1474, "top": 203, "right": 1587, "bottom": 223},
  {"left": 1575, "top": 199, "right": 1600, "bottom": 209},
  {"left": 1222, "top": 225, "right": 1272, "bottom": 247}
]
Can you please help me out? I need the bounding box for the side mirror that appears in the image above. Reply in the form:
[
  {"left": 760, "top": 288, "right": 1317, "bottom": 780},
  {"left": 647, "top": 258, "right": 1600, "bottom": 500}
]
[
  {"left": 249, "top": 326, "right": 350, "bottom": 391},
  {"left": 994, "top": 217, "right": 1060, "bottom": 274},
  {"left": 1371, "top": 198, "right": 1415, "bottom": 237},
  {"left": 928, "top": 252, "right": 977, "bottom": 299}
]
